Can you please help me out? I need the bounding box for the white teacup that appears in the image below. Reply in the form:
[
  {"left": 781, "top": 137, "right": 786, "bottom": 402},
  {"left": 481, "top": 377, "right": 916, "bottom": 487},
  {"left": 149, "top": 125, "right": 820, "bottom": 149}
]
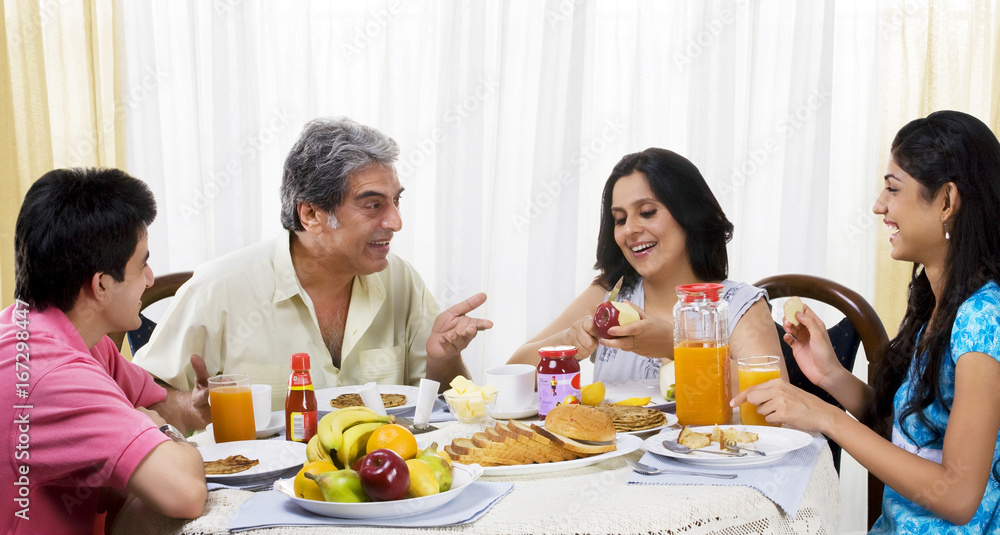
[
  {"left": 484, "top": 364, "right": 536, "bottom": 413},
  {"left": 250, "top": 384, "right": 273, "bottom": 430}
]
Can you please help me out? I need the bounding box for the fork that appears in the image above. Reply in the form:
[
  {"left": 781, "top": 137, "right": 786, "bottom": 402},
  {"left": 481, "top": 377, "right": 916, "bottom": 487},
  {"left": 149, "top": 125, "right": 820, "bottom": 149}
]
[
  {"left": 721, "top": 438, "right": 766, "bottom": 456},
  {"left": 625, "top": 460, "right": 737, "bottom": 479}
]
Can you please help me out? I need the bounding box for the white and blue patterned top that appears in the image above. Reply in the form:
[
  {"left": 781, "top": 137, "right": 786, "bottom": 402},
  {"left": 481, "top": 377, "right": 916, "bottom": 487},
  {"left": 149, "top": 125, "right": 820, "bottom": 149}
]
[{"left": 870, "top": 280, "right": 1000, "bottom": 534}]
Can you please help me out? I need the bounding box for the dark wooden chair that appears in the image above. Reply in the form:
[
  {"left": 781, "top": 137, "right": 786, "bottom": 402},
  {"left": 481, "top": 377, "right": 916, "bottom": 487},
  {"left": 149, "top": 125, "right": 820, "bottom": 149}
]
[
  {"left": 754, "top": 273, "right": 890, "bottom": 530},
  {"left": 109, "top": 271, "right": 193, "bottom": 350}
]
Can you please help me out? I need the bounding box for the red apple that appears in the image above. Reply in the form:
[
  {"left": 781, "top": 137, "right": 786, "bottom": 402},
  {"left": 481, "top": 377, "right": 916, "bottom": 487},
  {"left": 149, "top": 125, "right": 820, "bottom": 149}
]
[
  {"left": 593, "top": 301, "right": 640, "bottom": 338},
  {"left": 358, "top": 449, "right": 410, "bottom": 501}
]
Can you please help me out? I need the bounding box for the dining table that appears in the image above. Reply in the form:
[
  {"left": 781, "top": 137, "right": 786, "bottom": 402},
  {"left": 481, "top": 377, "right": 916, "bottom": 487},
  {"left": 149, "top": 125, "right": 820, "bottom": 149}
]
[{"left": 111, "top": 394, "right": 841, "bottom": 534}]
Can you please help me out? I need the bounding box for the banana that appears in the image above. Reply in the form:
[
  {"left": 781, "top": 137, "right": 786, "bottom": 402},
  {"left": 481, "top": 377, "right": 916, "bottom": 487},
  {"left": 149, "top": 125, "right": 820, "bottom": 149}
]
[
  {"left": 306, "top": 434, "right": 335, "bottom": 464},
  {"left": 336, "top": 421, "right": 386, "bottom": 468},
  {"left": 317, "top": 406, "right": 393, "bottom": 452}
]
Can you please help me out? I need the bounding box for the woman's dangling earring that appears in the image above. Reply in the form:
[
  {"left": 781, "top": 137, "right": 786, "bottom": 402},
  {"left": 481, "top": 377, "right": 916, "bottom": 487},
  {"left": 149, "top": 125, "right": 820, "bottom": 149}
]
[{"left": 944, "top": 221, "right": 950, "bottom": 240}]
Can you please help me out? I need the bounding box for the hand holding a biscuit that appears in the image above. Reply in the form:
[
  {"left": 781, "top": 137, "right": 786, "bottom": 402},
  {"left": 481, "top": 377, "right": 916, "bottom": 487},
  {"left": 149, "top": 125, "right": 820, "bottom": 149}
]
[{"left": 781, "top": 297, "right": 841, "bottom": 389}]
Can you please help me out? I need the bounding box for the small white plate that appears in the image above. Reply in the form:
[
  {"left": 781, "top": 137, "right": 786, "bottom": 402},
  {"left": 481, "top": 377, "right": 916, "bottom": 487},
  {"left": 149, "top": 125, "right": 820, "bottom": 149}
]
[
  {"left": 481, "top": 434, "right": 642, "bottom": 476},
  {"left": 617, "top": 412, "right": 679, "bottom": 436},
  {"left": 602, "top": 380, "right": 675, "bottom": 411},
  {"left": 199, "top": 440, "right": 307, "bottom": 483},
  {"left": 643, "top": 425, "right": 813, "bottom": 466},
  {"left": 275, "top": 462, "right": 483, "bottom": 519},
  {"left": 489, "top": 400, "right": 539, "bottom": 420},
  {"left": 315, "top": 385, "right": 421, "bottom": 415}
]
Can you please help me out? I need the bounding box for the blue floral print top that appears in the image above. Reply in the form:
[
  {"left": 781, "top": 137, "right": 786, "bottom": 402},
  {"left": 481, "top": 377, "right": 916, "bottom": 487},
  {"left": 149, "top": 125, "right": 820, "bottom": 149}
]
[{"left": 870, "top": 281, "right": 1000, "bottom": 534}]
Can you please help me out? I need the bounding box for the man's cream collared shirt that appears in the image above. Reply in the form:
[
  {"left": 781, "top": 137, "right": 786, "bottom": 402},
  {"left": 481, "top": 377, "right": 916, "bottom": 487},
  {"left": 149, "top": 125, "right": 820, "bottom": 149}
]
[{"left": 132, "top": 231, "right": 438, "bottom": 410}]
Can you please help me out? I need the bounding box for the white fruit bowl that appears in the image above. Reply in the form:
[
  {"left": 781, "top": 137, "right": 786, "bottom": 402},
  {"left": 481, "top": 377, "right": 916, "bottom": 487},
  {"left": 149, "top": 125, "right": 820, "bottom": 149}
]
[{"left": 275, "top": 462, "right": 482, "bottom": 519}]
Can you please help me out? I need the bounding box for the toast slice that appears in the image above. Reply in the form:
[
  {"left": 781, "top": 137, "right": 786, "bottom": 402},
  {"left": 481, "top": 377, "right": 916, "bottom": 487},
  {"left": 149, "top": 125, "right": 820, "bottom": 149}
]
[
  {"left": 481, "top": 427, "right": 557, "bottom": 464},
  {"left": 678, "top": 426, "right": 712, "bottom": 450},
  {"left": 505, "top": 420, "right": 580, "bottom": 461}
]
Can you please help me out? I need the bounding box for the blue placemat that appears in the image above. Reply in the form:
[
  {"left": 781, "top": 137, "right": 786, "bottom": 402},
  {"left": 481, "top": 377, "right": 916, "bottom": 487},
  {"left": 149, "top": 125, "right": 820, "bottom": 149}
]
[
  {"left": 227, "top": 481, "right": 513, "bottom": 531},
  {"left": 628, "top": 435, "right": 825, "bottom": 517}
]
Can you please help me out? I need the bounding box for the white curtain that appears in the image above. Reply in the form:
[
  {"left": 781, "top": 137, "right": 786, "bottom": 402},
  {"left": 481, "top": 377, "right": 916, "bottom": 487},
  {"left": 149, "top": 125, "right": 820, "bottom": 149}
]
[{"left": 118, "top": 0, "right": 882, "bottom": 383}]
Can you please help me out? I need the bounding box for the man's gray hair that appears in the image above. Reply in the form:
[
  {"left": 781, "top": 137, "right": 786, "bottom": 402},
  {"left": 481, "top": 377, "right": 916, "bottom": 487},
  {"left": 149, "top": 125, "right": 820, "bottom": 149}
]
[{"left": 280, "top": 117, "right": 400, "bottom": 231}]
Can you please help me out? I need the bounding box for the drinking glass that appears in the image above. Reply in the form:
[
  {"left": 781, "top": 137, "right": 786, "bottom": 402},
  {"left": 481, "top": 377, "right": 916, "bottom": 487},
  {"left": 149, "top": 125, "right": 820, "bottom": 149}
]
[
  {"left": 208, "top": 373, "right": 256, "bottom": 442},
  {"left": 737, "top": 356, "right": 782, "bottom": 427}
]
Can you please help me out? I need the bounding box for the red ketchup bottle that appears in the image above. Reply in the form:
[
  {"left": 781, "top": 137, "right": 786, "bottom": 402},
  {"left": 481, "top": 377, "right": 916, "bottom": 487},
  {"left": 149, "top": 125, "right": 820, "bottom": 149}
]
[
  {"left": 285, "top": 353, "right": 318, "bottom": 442},
  {"left": 536, "top": 345, "right": 581, "bottom": 419}
]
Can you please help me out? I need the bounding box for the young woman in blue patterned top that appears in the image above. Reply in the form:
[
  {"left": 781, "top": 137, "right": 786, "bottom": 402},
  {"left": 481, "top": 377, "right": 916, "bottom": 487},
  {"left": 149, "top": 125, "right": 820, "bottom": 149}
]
[{"left": 732, "top": 110, "right": 1000, "bottom": 533}]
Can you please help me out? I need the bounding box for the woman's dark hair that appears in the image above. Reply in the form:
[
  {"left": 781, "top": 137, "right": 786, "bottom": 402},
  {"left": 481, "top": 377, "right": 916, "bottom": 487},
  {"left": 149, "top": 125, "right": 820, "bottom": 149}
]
[
  {"left": 867, "top": 111, "right": 1000, "bottom": 442},
  {"left": 594, "top": 148, "right": 734, "bottom": 290},
  {"left": 14, "top": 168, "right": 157, "bottom": 312}
]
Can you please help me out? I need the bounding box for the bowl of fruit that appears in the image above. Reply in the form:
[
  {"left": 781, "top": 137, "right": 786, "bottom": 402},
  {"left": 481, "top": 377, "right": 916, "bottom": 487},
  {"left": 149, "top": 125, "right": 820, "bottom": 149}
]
[
  {"left": 277, "top": 407, "right": 482, "bottom": 519},
  {"left": 443, "top": 376, "right": 498, "bottom": 424}
]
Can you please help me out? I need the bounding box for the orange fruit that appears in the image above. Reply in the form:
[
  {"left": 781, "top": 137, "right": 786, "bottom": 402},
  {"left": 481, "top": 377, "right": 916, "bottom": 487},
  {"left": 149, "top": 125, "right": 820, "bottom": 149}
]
[
  {"left": 293, "top": 461, "right": 337, "bottom": 501},
  {"left": 366, "top": 423, "right": 418, "bottom": 460}
]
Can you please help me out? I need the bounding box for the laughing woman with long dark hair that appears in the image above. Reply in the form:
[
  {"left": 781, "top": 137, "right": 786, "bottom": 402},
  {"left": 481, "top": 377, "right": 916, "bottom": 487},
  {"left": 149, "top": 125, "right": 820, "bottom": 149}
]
[{"left": 734, "top": 110, "right": 1000, "bottom": 533}]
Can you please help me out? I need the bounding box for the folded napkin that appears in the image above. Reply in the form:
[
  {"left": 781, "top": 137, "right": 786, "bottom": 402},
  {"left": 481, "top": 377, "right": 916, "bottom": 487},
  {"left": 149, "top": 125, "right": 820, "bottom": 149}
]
[
  {"left": 227, "top": 481, "right": 513, "bottom": 531},
  {"left": 627, "top": 435, "right": 825, "bottom": 517},
  {"left": 394, "top": 398, "right": 455, "bottom": 423}
]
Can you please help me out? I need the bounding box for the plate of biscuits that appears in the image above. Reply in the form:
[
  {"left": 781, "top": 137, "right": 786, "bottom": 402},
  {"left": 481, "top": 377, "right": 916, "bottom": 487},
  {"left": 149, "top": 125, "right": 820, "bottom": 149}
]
[
  {"left": 643, "top": 425, "right": 813, "bottom": 466},
  {"left": 315, "top": 385, "right": 420, "bottom": 415},
  {"left": 198, "top": 440, "right": 307, "bottom": 483}
]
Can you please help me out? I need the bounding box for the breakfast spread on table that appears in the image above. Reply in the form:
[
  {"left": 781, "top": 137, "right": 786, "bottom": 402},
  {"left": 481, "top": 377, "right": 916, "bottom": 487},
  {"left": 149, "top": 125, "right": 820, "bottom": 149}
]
[
  {"left": 443, "top": 404, "right": 617, "bottom": 466},
  {"left": 203, "top": 454, "right": 260, "bottom": 475},
  {"left": 329, "top": 393, "right": 408, "bottom": 409},
  {"left": 678, "top": 425, "right": 759, "bottom": 450}
]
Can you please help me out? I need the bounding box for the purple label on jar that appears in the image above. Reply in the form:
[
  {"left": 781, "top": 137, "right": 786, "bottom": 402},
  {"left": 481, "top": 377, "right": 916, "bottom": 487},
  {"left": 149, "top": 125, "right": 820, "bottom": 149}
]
[{"left": 537, "top": 372, "right": 581, "bottom": 417}]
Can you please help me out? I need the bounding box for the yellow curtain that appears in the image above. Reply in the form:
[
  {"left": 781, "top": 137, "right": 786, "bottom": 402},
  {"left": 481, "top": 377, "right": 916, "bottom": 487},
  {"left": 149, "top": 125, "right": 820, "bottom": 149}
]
[
  {"left": 0, "top": 0, "right": 118, "bottom": 308},
  {"left": 873, "top": 0, "right": 1000, "bottom": 338}
]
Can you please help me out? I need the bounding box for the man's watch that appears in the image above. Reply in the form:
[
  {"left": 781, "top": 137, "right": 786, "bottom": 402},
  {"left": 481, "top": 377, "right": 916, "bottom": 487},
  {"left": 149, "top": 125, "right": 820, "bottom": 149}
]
[{"left": 159, "top": 424, "right": 188, "bottom": 443}]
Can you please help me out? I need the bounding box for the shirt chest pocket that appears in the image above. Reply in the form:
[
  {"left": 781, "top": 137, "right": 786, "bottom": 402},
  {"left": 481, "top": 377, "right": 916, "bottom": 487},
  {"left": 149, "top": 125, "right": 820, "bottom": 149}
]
[{"left": 358, "top": 346, "right": 406, "bottom": 383}]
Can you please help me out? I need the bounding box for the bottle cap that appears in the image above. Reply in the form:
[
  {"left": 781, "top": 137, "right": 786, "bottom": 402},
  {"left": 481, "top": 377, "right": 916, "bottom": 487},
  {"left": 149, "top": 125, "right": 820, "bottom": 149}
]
[
  {"left": 538, "top": 345, "right": 579, "bottom": 357},
  {"left": 290, "top": 353, "right": 311, "bottom": 370},
  {"left": 676, "top": 283, "right": 724, "bottom": 302}
]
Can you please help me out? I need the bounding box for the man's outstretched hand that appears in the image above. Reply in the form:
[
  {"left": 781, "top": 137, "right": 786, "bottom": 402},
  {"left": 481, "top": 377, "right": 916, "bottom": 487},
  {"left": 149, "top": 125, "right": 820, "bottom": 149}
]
[{"left": 427, "top": 292, "right": 493, "bottom": 360}]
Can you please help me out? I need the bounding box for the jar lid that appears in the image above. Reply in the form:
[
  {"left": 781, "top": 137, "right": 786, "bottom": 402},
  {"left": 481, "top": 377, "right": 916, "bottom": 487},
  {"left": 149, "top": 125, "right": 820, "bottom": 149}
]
[
  {"left": 538, "top": 345, "right": 578, "bottom": 357},
  {"left": 290, "top": 352, "right": 311, "bottom": 370},
  {"left": 676, "top": 283, "right": 724, "bottom": 302}
]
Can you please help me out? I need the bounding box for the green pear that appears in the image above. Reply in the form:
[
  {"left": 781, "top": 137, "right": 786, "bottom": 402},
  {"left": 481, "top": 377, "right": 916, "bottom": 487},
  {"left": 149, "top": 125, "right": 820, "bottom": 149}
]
[
  {"left": 416, "top": 442, "right": 453, "bottom": 493},
  {"left": 305, "top": 469, "right": 367, "bottom": 503}
]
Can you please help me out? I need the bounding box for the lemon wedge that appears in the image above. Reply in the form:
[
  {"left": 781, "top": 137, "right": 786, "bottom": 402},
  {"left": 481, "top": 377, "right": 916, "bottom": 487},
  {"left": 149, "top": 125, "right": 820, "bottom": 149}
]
[
  {"left": 613, "top": 396, "right": 651, "bottom": 406},
  {"left": 581, "top": 382, "right": 605, "bottom": 406}
]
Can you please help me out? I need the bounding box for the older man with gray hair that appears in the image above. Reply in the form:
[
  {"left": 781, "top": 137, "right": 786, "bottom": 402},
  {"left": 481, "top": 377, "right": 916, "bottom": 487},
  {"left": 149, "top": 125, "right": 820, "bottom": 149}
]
[{"left": 133, "top": 117, "right": 491, "bottom": 412}]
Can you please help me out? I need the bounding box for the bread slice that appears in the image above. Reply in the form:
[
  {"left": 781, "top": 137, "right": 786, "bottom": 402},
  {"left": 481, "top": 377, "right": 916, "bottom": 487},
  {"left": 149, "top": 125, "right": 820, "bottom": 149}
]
[
  {"left": 720, "top": 427, "right": 759, "bottom": 445},
  {"left": 530, "top": 423, "right": 617, "bottom": 455},
  {"left": 482, "top": 427, "right": 557, "bottom": 464},
  {"left": 505, "top": 420, "right": 580, "bottom": 461},
  {"left": 488, "top": 424, "right": 567, "bottom": 463},
  {"left": 678, "top": 427, "right": 711, "bottom": 450},
  {"left": 444, "top": 442, "right": 519, "bottom": 466}
]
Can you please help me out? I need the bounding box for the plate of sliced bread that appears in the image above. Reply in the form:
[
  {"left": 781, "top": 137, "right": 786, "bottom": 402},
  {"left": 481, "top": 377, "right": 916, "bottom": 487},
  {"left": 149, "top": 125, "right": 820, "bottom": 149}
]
[
  {"left": 442, "top": 404, "right": 643, "bottom": 476},
  {"left": 644, "top": 425, "right": 813, "bottom": 466}
]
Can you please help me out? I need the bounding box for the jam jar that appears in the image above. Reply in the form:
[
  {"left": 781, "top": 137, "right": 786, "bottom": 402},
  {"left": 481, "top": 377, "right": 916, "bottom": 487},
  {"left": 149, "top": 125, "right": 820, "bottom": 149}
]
[{"left": 537, "top": 345, "right": 581, "bottom": 419}]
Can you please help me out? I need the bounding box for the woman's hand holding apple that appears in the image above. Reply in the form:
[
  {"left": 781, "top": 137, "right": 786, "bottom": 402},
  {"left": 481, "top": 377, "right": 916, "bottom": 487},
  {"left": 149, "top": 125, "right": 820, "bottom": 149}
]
[
  {"left": 599, "top": 304, "right": 675, "bottom": 360},
  {"left": 560, "top": 316, "right": 601, "bottom": 360}
]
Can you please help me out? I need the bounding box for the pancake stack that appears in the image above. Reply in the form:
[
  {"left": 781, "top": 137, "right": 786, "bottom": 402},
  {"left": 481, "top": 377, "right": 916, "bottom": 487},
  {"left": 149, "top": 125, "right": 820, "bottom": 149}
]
[{"left": 593, "top": 404, "right": 668, "bottom": 433}]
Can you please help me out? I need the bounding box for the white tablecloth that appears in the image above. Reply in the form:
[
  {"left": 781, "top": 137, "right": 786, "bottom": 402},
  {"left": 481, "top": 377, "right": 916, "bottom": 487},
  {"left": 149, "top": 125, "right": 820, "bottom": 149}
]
[{"left": 111, "top": 420, "right": 841, "bottom": 534}]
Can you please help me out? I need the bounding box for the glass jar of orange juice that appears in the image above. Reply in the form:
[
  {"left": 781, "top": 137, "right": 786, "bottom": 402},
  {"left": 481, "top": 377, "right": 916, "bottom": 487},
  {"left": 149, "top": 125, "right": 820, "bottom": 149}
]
[{"left": 673, "top": 283, "right": 732, "bottom": 426}]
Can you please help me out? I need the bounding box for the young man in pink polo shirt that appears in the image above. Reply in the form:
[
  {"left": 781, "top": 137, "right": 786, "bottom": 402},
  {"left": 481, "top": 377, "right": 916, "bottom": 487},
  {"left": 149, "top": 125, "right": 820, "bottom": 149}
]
[{"left": 1, "top": 168, "right": 208, "bottom": 534}]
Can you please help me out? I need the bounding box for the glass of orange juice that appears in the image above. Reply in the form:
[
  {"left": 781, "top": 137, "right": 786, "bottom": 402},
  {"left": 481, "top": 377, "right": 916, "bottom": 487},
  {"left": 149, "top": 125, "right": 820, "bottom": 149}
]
[
  {"left": 737, "top": 356, "right": 782, "bottom": 427},
  {"left": 208, "top": 373, "right": 256, "bottom": 443}
]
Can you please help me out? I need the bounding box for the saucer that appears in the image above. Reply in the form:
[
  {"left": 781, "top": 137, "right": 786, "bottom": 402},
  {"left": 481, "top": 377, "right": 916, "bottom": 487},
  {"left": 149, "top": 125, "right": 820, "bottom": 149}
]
[{"left": 489, "top": 401, "right": 539, "bottom": 420}]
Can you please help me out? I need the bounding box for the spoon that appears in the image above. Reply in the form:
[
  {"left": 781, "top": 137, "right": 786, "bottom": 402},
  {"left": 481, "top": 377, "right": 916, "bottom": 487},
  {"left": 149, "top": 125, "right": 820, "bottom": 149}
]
[
  {"left": 661, "top": 439, "right": 747, "bottom": 457},
  {"left": 625, "top": 459, "right": 737, "bottom": 479}
]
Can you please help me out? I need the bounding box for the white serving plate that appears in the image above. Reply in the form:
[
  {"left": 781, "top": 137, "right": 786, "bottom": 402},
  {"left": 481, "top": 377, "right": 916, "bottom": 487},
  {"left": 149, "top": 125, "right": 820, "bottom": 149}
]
[
  {"left": 198, "top": 439, "right": 307, "bottom": 483},
  {"left": 481, "top": 434, "right": 642, "bottom": 476},
  {"left": 643, "top": 425, "right": 813, "bottom": 466},
  {"left": 275, "top": 462, "right": 482, "bottom": 519},
  {"left": 315, "top": 385, "right": 421, "bottom": 415}
]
